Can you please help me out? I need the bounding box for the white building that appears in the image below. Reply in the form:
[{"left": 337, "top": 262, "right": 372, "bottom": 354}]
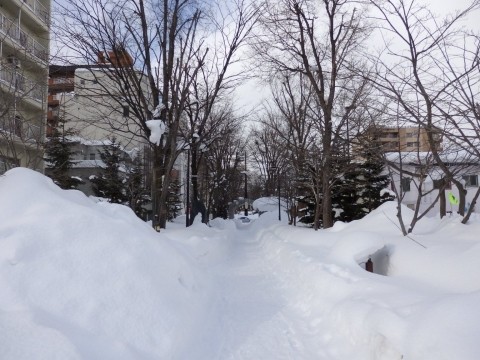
[
  {"left": 0, "top": 0, "right": 50, "bottom": 174},
  {"left": 387, "top": 151, "right": 480, "bottom": 215},
  {"left": 47, "top": 60, "right": 186, "bottom": 216},
  {"left": 49, "top": 62, "right": 148, "bottom": 151}
]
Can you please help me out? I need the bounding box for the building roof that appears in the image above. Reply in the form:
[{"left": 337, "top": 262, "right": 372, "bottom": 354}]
[
  {"left": 385, "top": 150, "right": 479, "bottom": 165},
  {"left": 49, "top": 64, "right": 109, "bottom": 76}
]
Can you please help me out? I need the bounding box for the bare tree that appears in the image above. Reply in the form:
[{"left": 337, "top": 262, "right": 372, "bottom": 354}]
[
  {"left": 252, "top": 0, "right": 371, "bottom": 228},
  {"left": 181, "top": 0, "right": 259, "bottom": 223},
  {"left": 250, "top": 123, "right": 288, "bottom": 197},
  {"left": 431, "top": 33, "right": 480, "bottom": 223},
  {"left": 54, "top": 0, "right": 257, "bottom": 228},
  {"left": 368, "top": 0, "right": 480, "bottom": 225},
  {"left": 258, "top": 75, "right": 320, "bottom": 226},
  {"left": 203, "top": 112, "right": 246, "bottom": 220}
]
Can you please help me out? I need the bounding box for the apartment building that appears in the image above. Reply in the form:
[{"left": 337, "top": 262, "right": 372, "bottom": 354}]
[
  {"left": 377, "top": 127, "right": 442, "bottom": 153},
  {"left": 47, "top": 53, "right": 157, "bottom": 199},
  {"left": 48, "top": 51, "right": 145, "bottom": 151},
  {"left": 0, "top": 0, "right": 50, "bottom": 174}
]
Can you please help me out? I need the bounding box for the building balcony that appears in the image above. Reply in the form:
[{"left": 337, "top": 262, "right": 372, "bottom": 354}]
[
  {"left": 24, "top": 122, "right": 42, "bottom": 142},
  {"left": 12, "top": 0, "right": 49, "bottom": 28},
  {"left": 0, "top": 11, "right": 48, "bottom": 63},
  {"left": 48, "top": 77, "right": 75, "bottom": 91},
  {"left": 0, "top": 66, "right": 45, "bottom": 104},
  {"left": 47, "top": 109, "right": 59, "bottom": 120},
  {"left": 0, "top": 116, "right": 42, "bottom": 144},
  {"left": 47, "top": 94, "right": 61, "bottom": 106}
]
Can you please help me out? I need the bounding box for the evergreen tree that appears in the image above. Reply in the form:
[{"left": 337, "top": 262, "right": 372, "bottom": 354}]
[
  {"left": 44, "top": 119, "right": 82, "bottom": 189},
  {"left": 357, "top": 150, "right": 395, "bottom": 214},
  {"left": 166, "top": 178, "right": 182, "bottom": 221},
  {"left": 125, "top": 155, "right": 150, "bottom": 219},
  {"left": 91, "top": 138, "right": 127, "bottom": 204},
  {"left": 332, "top": 169, "right": 362, "bottom": 222},
  {"left": 295, "top": 166, "right": 317, "bottom": 226},
  {"left": 335, "top": 148, "right": 394, "bottom": 222}
]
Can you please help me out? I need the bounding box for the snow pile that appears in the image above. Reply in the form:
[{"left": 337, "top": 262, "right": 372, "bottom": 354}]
[
  {"left": 0, "top": 168, "right": 208, "bottom": 359},
  {"left": 1, "top": 169, "right": 480, "bottom": 359},
  {"left": 252, "top": 196, "right": 287, "bottom": 213},
  {"left": 249, "top": 202, "right": 480, "bottom": 359}
]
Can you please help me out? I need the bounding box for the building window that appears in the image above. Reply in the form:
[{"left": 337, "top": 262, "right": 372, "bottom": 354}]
[
  {"left": 90, "top": 153, "right": 96, "bottom": 160},
  {"left": 433, "top": 178, "right": 452, "bottom": 190},
  {"left": 0, "top": 156, "right": 19, "bottom": 175},
  {"left": 385, "top": 132, "right": 399, "bottom": 138},
  {"left": 407, "top": 142, "right": 419, "bottom": 148},
  {"left": 463, "top": 175, "right": 478, "bottom": 187},
  {"left": 123, "top": 105, "right": 130, "bottom": 117},
  {"left": 401, "top": 177, "right": 411, "bottom": 192},
  {"left": 383, "top": 141, "right": 399, "bottom": 151}
]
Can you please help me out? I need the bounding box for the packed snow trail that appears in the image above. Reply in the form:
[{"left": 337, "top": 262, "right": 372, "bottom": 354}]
[
  {"left": 171, "top": 218, "right": 382, "bottom": 360},
  {"left": 183, "top": 228, "right": 291, "bottom": 359}
]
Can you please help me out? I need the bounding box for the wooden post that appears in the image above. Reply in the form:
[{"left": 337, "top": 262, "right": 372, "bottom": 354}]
[{"left": 365, "top": 258, "right": 373, "bottom": 273}]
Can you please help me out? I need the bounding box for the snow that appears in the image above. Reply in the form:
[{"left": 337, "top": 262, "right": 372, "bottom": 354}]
[
  {"left": 146, "top": 120, "right": 167, "bottom": 146},
  {"left": 252, "top": 196, "right": 287, "bottom": 213},
  {"left": 1, "top": 168, "right": 480, "bottom": 359},
  {"left": 71, "top": 159, "right": 105, "bottom": 169}
]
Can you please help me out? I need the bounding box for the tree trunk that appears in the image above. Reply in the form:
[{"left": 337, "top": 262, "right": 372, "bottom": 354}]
[
  {"left": 189, "top": 150, "right": 207, "bottom": 225},
  {"left": 313, "top": 198, "right": 321, "bottom": 231},
  {"left": 322, "top": 127, "right": 333, "bottom": 228},
  {"left": 462, "top": 187, "right": 480, "bottom": 224},
  {"left": 439, "top": 187, "right": 446, "bottom": 218},
  {"left": 396, "top": 203, "right": 408, "bottom": 236},
  {"left": 452, "top": 179, "right": 466, "bottom": 216}
]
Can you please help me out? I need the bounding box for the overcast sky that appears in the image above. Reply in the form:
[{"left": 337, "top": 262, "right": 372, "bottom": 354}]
[
  {"left": 234, "top": 0, "right": 480, "bottom": 114},
  {"left": 427, "top": 0, "right": 480, "bottom": 28}
]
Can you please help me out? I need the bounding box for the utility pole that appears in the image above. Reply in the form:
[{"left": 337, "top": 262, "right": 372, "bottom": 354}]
[
  {"left": 278, "top": 171, "right": 281, "bottom": 221},
  {"left": 185, "top": 149, "right": 190, "bottom": 227},
  {"left": 244, "top": 151, "right": 248, "bottom": 216}
]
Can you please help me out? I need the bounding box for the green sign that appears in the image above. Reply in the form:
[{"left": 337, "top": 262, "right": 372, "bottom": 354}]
[{"left": 448, "top": 192, "right": 459, "bottom": 205}]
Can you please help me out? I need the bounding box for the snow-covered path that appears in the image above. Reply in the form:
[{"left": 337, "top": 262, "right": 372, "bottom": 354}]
[
  {"left": 176, "top": 222, "right": 359, "bottom": 360},
  {"left": 189, "top": 229, "right": 291, "bottom": 359}
]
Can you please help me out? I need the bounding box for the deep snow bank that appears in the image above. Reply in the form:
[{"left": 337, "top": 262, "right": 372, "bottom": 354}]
[
  {"left": 0, "top": 168, "right": 207, "bottom": 359},
  {"left": 249, "top": 201, "right": 480, "bottom": 360}
]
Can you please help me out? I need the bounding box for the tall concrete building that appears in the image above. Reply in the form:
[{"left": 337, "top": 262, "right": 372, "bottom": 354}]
[
  {"left": 47, "top": 57, "right": 152, "bottom": 197},
  {"left": 0, "top": 0, "right": 50, "bottom": 174},
  {"left": 376, "top": 126, "right": 442, "bottom": 153},
  {"left": 48, "top": 51, "right": 146, "bottom": 151}
]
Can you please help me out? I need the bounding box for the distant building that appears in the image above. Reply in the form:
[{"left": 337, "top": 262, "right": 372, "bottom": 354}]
[
  {"left": 47, "top": 54, "right": 185, "bottom": 217},
  {"left": 376, "top": 126, "right": 442, "bottom": 153},
  {"left": 386, "top": 152, "right": 479, "bottom": 214},
  {"left": 63, "top": 137, "right": 137, "bottom": 197},
  {"left": 47, "top": 57, "right": 149, "bottom": 197},
  {"left": 48, "top": 53, "right": 145, "bottom": 149},
  {"left": 0, "top": 0, "right": 50, "bottom": 174}
]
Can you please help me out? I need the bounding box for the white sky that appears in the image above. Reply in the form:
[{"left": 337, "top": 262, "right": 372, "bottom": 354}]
[{"left": 234, "top": 0, "right": 480, "bottom": 115}]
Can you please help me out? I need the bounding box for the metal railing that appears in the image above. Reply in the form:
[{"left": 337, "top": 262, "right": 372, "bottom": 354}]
[
  {"left": 19, "top": 0, "right": 50, "bottom": 27},
  {"left": 0, "top": 12, "right": 48, "bottom": 62},
  {"left": 24, "top": 122, "right": 42, "bottom": 142},
  {"left": 51, "top": 77, "right": 74, "bottom": 85},
  {"left": 0, "top": 66, "right": 45, "bottom": 102},
  {"left": 0, "top": 116, "right": 43, "bottom": 143},
  {"left": 0, "top": 116, "right": 22, "bottom": 138}
]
